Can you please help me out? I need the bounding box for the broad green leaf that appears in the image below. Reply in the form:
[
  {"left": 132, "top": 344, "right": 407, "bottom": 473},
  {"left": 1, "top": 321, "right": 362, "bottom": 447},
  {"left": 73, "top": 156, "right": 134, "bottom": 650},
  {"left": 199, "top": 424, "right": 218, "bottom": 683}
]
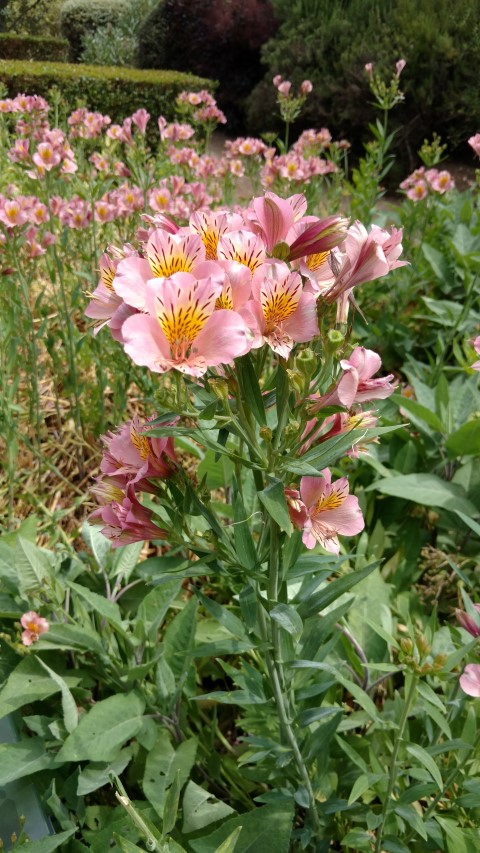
[
  {"left": 113, "top": 838, "right": 147, "bottom": 853},
  {"left": 143, "top": 730, "right": 197, "bottom": 821},
  {"left": 391, "top": 393, "right": 443, "bottom": 432},
  {"left": 348, "top": 772, "right": 384, "bottom": 805},
  {"left": 421, "top": 242, "right": 451, "bottom": 285},
  {"left": 297, "top": 561, "right": 381, "bottom": 619},
  {"left": 82, "top": 521, "right": 112, "bottom": 569},
  {"left": 37, "top": 657, "right": 78, "bottom": 733},
  {"left": 36, "top": 622, "right": 105, "bottom": 655},
  {"left": 68, "top": 580, "right": 123, "bottom": 628},
  {"left": 372, "top": 473, "right": 476, "bottom": 515},
  {"left": 16, "top": 830, "right": 77, "bottom": 852},
  {"left": 292, "top": 661, "right": 380, "bottom": 721},
  {"left": 270, "top": 603, "right": 303, "bottom": 637},
  {"left": 445, "top": 419, "right": 480, "bottom": 457},
  {"left": 197, "top": 590, "right": 248, "bottom": 640},
  {"left": 189, "top": 802, "right": 294, "bottom": 853},
  {"left": 406, "top": 743, "right": 442, "bottom": 789},
  {"left": 198, "top": 449, "right": 235, "bottom": 490},
  {"left": 77, "top": 748, "right": 133, "bottom": 795},
  {"left": 435, "top": 816, "right": 469, "bottom": 853},
  {"left": 0, "top": 738, "right": 56, "bottom": 784},
  {"left": 0, "top": 656, "right": 80, "bottom": 719},
  {"left": 57, "top": 692, "right": 145, "bottom": 762},
  {"left": 258, "top": 478, "right": 292, "bottom": 535},
  {"left": 137, "top": 578, "right": 182, "bottom": 641},
  {"left": 163, "top": 596, "right": 197, "bottom": 680},
  {"left": 182, "top": 781, "right": 236, "bottom": 833},
  {"left": 394, "top": 804, "right": 428, "bottom": 841},
  {"left": 16, "top": 536, "right": 52, "bottom": 592},
  {"left": 111, "top": 540, "right": 144, "bottom": 583}
]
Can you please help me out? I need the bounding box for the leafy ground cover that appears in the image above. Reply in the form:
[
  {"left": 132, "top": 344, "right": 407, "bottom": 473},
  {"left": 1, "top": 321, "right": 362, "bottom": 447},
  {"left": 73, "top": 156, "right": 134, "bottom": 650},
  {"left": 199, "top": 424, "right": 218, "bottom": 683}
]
[{"left": 0, "top": 65, "right": 480, "bottom": 852}]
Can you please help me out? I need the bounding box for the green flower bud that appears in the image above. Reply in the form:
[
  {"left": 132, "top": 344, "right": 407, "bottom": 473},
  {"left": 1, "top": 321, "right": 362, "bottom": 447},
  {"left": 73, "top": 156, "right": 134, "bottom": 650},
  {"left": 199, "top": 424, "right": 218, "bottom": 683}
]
[
  {"left": 259, "top": 426, "right": 272, "bottom": 442},
  {"left": 286, "top": 369, "right": 304, "bottom": 394},
  {"left": 325, "top": 329, "right": 345, "bottom": 353},
  {"left": 296, "top": 348, "right": 317, "bottom": 380}
]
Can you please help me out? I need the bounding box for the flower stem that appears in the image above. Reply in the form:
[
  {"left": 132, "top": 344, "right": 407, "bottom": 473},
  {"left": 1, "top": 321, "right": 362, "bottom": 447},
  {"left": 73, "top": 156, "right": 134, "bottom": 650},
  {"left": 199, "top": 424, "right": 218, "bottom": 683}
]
[{"left": 375, "top": 672, "right": 418, "bottom": 853}]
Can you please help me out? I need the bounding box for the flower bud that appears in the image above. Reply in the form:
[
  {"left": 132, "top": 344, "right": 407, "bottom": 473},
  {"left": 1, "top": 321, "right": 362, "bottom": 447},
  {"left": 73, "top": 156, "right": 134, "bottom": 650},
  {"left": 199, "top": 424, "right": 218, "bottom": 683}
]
[
  {"left": 209, "top": 378, "right": 230, "bottom": 403},
  {"left": 416, "top": 634, "right": 430, "bottom": 656},
  {"left": 296, "top": 348, "right": 317, "bottom": 380},
  {"left": 456, "top": 605, "right": 480, "bottom": 637},
  {"left": 433, "top": 654, "right": 447, "bottom": 671},
  {"left": 325, "top": 329, "right": 345, "bottom": 353},
  {"left": 259, "top": 426, "right": 272, "bottom": 442},
  {"left": 286, "top": 369, "right": 304, "bottom": 394},
  {"left": 400, "top": 638, "right": 413, "bottom": 654}
]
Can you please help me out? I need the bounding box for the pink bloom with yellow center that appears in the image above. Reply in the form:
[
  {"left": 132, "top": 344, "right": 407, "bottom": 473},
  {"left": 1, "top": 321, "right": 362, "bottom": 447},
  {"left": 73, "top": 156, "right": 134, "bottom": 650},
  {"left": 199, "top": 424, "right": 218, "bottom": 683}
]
[
  {"left": 85, "top": 252, "right": 137, "bottom": 341},
  {"left": 460, "top": 664, "right": 480, "bottom": 697},
  {"left": 286, "top": 469, "right": 364, "bottom": 552},
  {"left": 21, "top": 611, "right": 49, "bottom": 646},
  {"left": 407, "top": 181, "right": 428, "bottom": 201},
  {"left": 121, "top": 273, "right": 251, "bottom": 377},
  {"left": 32, "top": 142, "right": 61, "bottom": 171},
  {"left": 248, "top": 260, "right": 318, "bottom": 357},
  {"left": 0, "top": 200, "right": 28, "bottom": 228},
  {"left": 100, "top": 414, "right": 177, "bottom": 491}
]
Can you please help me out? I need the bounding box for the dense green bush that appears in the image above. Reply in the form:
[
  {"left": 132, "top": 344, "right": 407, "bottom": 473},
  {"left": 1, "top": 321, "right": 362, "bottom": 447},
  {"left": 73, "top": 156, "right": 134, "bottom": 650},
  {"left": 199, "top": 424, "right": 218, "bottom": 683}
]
[
  {"left": 60, "top": 0, "right": 129, "bottom": 61},
  {"left": 79, "top": 0, "right": 157, "bottom": 67},
  {"left": 247, "top": 0, "right": 480, "bottom": 166},
  {"left": 137, "top": 0, "right": 277, "bottom": 132},
  {"left": 0, "top": 32, "right": 68, "bottom": 61},
  {"left": 0, "top": 59, "right": 215, "bottom": 122},
  {"left": 0, "top": 0, "right": 63, "bottom": 36}
]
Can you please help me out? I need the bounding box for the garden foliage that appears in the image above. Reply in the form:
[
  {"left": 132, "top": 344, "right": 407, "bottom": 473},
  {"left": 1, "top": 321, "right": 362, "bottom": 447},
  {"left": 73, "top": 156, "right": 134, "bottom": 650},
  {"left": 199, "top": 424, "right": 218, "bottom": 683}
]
[
  {"left": 0, "top": 66, "right": 479, "bottom": 853},
  {"left": 0, "top": 33, "right": 69, "bottom": 61},
  {"left": 60, "top": 0, "right": 129, "bottom": 61}
]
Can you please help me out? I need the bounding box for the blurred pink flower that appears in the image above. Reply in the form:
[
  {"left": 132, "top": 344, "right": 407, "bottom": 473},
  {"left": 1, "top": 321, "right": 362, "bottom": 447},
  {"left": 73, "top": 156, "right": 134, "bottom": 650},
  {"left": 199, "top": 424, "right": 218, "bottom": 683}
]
[
  {"left": 460, "top": 664, "right": 480, "bottom": 697},
  {"left": 471, "top": 336, "right": 480, "bottom": 371},
  {"left": 456, "top": 604, "right": 480, "bottom": 637},
  {"left": 365, "top": 63, "right": 374, "bottom": 79},
  {"left": 131, "top": 108, "right": 150, "bottom": 134},
  {"left": 286, "top": 469, "right": 364, "bottom": 552},
  {"left": 300, "top": 79, "right": 313, "bottom": 95},
  {"left": 90, "top": 482, "right": 167, "bottom": 547},
  {"left": 21, "top": 611, "right": 49, "bottom": 646},
  {"left": 407, "top": 181, "right": 428, "bottom": 201},
  {"left": 395, "top": 59, "right": 406, "bottom": 77},
  {"left": 468, "top": 134, "right": 480, "bottom": 158}
]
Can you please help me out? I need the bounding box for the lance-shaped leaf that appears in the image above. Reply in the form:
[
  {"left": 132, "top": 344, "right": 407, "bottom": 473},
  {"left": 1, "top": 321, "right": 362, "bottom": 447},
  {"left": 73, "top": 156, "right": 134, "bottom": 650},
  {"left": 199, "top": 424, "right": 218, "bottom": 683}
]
[{"left": 258, "top": 478, "right": 292, "bottom": 535}]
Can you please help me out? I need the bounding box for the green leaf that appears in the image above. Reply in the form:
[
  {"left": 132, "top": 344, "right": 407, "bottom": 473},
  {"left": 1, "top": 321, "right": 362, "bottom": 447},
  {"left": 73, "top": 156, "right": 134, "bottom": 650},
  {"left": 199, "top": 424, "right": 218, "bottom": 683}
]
[
  {"left": 372, "top": 473, "right": 477, "bottom": 515},
  {"left": 82, "top": 520, "right": 112, "bottom": 569},
  {"left": 37, "top": 657, "right": 78, "bottom": 733},
  {"left": 57, "top": 692, "right": 145, "bottom": 762},
  {"left": 163, "top": 769, "right": 182, "bottom": 836},
  {"left": 196, "top": 590, "right": 248, "bottom": 640},
  {"left": 348, "top": 772, "right": 385, "bottom": 804},
  {"left": 270, "top": 604, "right": 303, "bottom": 637},
  {"left": 446, "top": 420, "right": 480, "bottom": 458},
  {"left": 297, "top": 561, "right": 381, "bottom": 619},
  {"left": 68, "top": 580, "right": 123, "bottom": 628},
  {"left": 16, "top": 830, "right": 77, "bottom": 852},
  {"left": 213, "top": 827, "right": 243, "bottom": 853},
  {"left": 137, "top": 578, "right": 182, "bottom": 642},
  {"left": 0, "top": 738, "right": 56, "bottom": 784},
  {"left": 163, "top": 596, "right": 198, "bottom": 679},
  {"left": 258, "top": 478, "right": 292, "bottom": 535},
  {"left": 0, "top": 656, "right": 81, "bottom": 719},
  {"left": 77, "top": 748, "right": 133, "bottom": 796},
  {"left": 36, "top": 622, "right": 105, "bottom": 655},
  {"left": 406, "top": 743, "right": 442, "bottom": 790},
  {"left": 394, "top": 804, "right": 428, "bottom": 841},
  {"left": 455, "top": 511, "right": 480, "bottom": 537},
  {"left": 16, "top": 536, "right": 52, "bottom": 592},
  {"left": 198, "top": 450, "right": 235, "bottom": 490},
  {"left": 143, "top": 730, "right": 197, "bottom": 821},
  {"left": 391, "top": 393, "right": 444, "bottom": 432},
  {"left": 111, "top": 540, "right": 144, "bottom": 583},
  {"left": 233, "top": 492, "right": 258, "bottom": 571},
  {"left": 189, "top": 802, "right": 294, "bottom": 853},
  {"left": 435, "top": 816, "right": 470, "bottom": 853},
  {"left": 235, "top": 353, "right": 266, "bottom": 426},
  {"left": 421, "top": 243, "right": 451, "bottom": 285},
  {"left": 182, "top": 780, "right": 235, "bottom": 833},
  {"left": 292, "top": 661, "right": 380, "bottom": 722}
]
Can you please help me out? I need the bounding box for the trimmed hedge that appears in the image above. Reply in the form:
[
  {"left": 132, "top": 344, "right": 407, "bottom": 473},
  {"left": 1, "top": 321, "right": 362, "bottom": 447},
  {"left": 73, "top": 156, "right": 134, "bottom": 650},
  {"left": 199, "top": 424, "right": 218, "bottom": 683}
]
[
  {"left": 0, "top": 33, "right": 69, "bottom": 62},
  {"left": 0, "top": 60, "right": 216, "bottom": 123},
  {"left": 60, "top": 0, "right": 129, "bottom": 62}
]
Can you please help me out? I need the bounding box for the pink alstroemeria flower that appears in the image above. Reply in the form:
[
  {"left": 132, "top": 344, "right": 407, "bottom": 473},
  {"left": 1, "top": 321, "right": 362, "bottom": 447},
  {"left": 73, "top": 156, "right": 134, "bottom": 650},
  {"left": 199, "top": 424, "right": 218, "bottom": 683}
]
[
  {"left": 468, "top": 134, "right": 480, "bottom": 159},
  {"left": 456, "top": 604, "right": 480, "bottom": 637},
  {"left": 131, "top": 108, "right": 150, "bottom": 134},
  {"left": 460, "top": 664, "right": 480, "bottom": 697},
  {"left": 90, "top": 481, "right": 167, "bottom": 547},
  {"left": 21, "top": 611, "right": 49, "bottom": 646},
  {"left": 248, "top": 260, "right": 318, "bottom": 357},
  {"left": 309, "top": 347, "right": 395, "bottom": 412},
  {"left": 85, "top": 252, "right": 138, "bottom": 341},
  {"left": 122, "top": 273, "right": 250, "bottom": 377},
  {"left": 286, "top": 470, "right": 364, "bottom": 553},
  {"left": 100, "top": 415, "right": 177, "bottom": 492},
  {"left": 471, "top": 336, "right": 480, "bottom": 371}
]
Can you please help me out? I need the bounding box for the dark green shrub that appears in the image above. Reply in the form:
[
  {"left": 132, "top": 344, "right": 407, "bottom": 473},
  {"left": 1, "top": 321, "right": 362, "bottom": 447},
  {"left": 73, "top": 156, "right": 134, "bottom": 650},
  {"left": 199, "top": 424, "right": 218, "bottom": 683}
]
[
  {"left": 0, "top": 0, "right": 63, "bottom": 37},
  {"left": 0, "top": 32, "right": 68, "bottom": 61},
  {"left": 60, "top": 0, "right": 129, "bottom": 61},
  {"left": 247, "top": 0, "right": 480, "bottom": 167},
  {"left": 137, "top": 0, "right": 277, "bottom": 132},
  {"left": 0, "top": 59, "right": 215, "bottom": 123}
]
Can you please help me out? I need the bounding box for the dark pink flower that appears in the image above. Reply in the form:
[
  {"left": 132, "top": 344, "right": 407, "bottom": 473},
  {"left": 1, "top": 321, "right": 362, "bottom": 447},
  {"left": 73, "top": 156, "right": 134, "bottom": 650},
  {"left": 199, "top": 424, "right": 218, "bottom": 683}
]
[
  {"left": 456, "top": 604, "right": 480, "bottom": 637},
  {"left": 90, "top": 482, "right": 168, "bottom": 547}
]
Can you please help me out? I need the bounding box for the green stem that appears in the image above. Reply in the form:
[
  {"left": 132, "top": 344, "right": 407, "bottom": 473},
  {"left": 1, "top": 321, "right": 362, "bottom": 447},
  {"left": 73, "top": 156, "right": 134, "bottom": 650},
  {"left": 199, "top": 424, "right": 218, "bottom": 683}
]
[
  {"left": 375, "top": 672, "right": 418, "bottom": 853},
  {"left": 422, "top": 726, "right": 480, "bottom": 824}
]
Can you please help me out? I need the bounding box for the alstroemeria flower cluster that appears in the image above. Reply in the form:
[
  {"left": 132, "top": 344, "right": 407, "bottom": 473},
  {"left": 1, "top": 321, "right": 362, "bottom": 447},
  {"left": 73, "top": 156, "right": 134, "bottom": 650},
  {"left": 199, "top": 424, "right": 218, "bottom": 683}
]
[
  {"left": 90, "top": 414, "right": 177, "bottom": 546},
  {"left": 400, "top": 166, "right": 455, "bottom": 200}
]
